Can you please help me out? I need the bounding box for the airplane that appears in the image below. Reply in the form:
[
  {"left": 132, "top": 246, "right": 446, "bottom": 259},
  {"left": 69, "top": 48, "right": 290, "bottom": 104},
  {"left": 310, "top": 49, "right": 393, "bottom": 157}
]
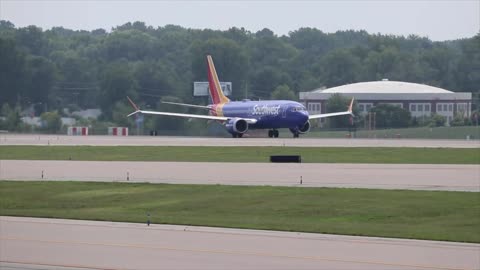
[{"left": 127, "top": 55, "right": 354, "bottom": 138}]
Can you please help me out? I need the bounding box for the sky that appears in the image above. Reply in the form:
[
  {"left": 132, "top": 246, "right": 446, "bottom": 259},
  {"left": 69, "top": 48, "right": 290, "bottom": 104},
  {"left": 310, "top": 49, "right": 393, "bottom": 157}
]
[{"left": 0, "top": 0, "right": 479, "bottom": 41}]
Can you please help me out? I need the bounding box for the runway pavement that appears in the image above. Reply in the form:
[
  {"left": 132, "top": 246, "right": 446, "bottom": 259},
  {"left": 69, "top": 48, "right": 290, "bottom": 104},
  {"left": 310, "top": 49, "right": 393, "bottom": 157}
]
[
  {"left": 1, "top": 216, "right": 478, "bottom": 270},
  {"left": 1, "top": 134, "right": 479, "bottom": 148},
  {"left": 1, "top": 160, "right": 478, "bottom": 191}
]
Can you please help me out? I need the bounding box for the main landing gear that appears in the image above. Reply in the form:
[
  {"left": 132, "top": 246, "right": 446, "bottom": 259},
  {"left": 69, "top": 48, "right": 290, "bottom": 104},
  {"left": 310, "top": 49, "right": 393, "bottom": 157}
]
[
  {"left": 232, "top": 133, "right": 244, "bottom": 138},
  {"left": 268, "top": 129, "right": 279, "bottom": 138},
  {"left": 289, "top": 128, "right": 300, "bottom": 138}
]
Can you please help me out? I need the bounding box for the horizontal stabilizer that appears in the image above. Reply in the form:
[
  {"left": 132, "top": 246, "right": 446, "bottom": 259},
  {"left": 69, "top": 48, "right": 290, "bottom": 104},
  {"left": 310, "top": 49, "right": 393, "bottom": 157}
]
[
  {"left": 126, "top": 97, "right": 257, "bottom": 124},
  {"left": 161, "top": 101, "right": 212, "bottom": 110}
]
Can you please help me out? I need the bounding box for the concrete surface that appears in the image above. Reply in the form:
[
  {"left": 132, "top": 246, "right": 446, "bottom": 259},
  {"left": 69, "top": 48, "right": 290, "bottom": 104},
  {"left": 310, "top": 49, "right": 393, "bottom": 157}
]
[
  {"left": 1, "top": 216, "right": 478, "bottom": 270},
  {"left": 1, "top": 160, "right": 478, "bottom": 192},
  {"left": 1, "top": 134, "right": 479, "bottom": 148}
]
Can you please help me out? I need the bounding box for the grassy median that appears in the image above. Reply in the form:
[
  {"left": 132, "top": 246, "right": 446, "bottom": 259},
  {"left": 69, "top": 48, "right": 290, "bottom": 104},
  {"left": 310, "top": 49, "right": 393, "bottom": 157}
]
[
  {"left": 1, "top": 181, "right": 478, "bottom": 243},
  {"left": 0, "top": 146, "right": 478, "bottom": 164}
]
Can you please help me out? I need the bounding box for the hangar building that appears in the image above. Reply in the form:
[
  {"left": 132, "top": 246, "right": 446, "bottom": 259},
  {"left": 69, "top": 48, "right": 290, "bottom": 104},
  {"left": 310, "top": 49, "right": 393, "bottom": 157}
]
[{"left": 299, "top": 80, "right": 472, "bottom": 125}]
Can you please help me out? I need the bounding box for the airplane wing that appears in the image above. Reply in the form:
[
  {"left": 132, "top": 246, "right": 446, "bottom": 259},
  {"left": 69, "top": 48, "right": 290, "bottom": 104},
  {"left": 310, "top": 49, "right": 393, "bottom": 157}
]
[
  {"left": 126, "top": 97, "right": 257, "bottom": 124},
  {"left": 309, "top": 98, "right": 355, "bottom": 120}
]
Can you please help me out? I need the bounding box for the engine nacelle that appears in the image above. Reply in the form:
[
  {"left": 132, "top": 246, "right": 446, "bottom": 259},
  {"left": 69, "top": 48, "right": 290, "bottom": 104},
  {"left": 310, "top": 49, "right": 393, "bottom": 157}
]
[
  {"left": 225, "top": 118, "right": 248, "bottom": 134},
  {"left": 298, "top": 120, "right": 311, "bottom": 134},
  {"left": 290, "top": 121, "right": 311, "bottom": 135}
]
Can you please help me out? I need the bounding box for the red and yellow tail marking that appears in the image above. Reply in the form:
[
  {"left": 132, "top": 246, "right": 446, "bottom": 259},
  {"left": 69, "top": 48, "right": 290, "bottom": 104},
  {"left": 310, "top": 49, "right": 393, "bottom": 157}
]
[
  {"left": 207, "top": 55, "right": 230, "bottom": 105},
  {"left": 210, "top": 103, "right": 225, "bottom": 117}
]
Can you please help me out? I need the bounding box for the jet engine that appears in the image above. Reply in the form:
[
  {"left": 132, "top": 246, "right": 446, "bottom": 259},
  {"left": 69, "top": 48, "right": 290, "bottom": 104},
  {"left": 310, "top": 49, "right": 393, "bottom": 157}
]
[
  {"left": 298, "top": 120, "right": 311, "bottom": 134},
  {"left": 290, "top": 121, "right": 311, "bottom": 135},
  {"left": 225, "top": 118, "right": 248, "bottom": 134}
]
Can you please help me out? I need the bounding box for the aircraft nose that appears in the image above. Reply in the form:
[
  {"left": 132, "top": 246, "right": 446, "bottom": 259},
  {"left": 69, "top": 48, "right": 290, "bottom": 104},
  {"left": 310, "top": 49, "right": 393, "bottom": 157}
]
[{"left": 299, "top": 111, "right": 309, "bottom": 122}]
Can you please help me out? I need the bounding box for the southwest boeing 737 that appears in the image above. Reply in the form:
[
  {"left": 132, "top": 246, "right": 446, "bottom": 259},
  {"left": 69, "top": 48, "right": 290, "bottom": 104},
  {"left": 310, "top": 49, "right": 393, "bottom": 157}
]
[{"left": 128, "top": 55, "right": 353, "bottom": 138}]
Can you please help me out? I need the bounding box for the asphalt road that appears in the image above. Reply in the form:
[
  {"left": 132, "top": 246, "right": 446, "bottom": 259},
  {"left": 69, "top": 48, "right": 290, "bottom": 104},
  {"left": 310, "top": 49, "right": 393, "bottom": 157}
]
[
  {"left": 1, "top": 160, "right": 478, "bottom": 191},
  {"left": 1, "top": 134, "right": 479, "bottom": 148},
  {"left": 1, "top": 217, "right": 478, "bottom": 270}
]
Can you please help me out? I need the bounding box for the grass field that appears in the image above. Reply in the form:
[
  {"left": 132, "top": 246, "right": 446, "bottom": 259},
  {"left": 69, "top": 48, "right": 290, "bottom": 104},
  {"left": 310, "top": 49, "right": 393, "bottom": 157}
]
[
  {"left": 1, "top": 181, "right": 479, "bottom": 243},
  {"left": 0, "top": 146, "right": 478, "bottom": 164},
  {"left": 305, "top": 126, "right": 480, "bottom": 140}
]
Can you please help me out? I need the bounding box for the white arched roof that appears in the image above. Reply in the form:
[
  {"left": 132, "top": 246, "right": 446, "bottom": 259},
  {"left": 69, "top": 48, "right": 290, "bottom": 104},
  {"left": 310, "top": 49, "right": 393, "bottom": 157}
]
[{"left": 313, "top": 81, "right": 453, "bottom": 94}]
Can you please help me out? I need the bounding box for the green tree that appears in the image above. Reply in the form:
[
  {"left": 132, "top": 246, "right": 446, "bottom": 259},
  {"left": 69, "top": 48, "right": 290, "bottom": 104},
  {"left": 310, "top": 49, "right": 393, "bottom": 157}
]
[
  {"left": 318, "top": 49, "right": 361, "bottom": 87},
  {"left": 99, "top": 61, "right": 138, "bottom": 118},
  {"left": 270, "top": 84, "right": 296, "bottom": 100},
  {"left": 428, "top": 114, "right": 447, "bottom": 127},
  {"left": 0, "top": 20, "right": 477, "bottom": 125},
  {"left": 191, "top": 38, "right": 248, "bottom": 100},
  {"left": 456, "top": 34, "right": 480, "bottom": 94},
  {"left": 325, "top": 94, "right": 355, "bottom": 128},
  {"left": 1, "top": 103, "right": 21, "bottom": 131},
  {"left": 369, "top": 104, "right": 411, "bottom": 128},
  {"left": 25, "top": 55, "right": 55, "bottom": 105},
  {"left": 251, "top": 67, "right": 290, "bottom": 99},
  {"left": 112, "top": 101, "right": 135, "bottom": 127},
  {"left": 40, "top": 111, "right": 62, "bottom": 133},
  {"left": 0, "top": 38, "right": 27, "bottom": 106},
  {"left": 149, "top": 96, "right": 188, "bottom": 132},
  {"left": 102, "top": 29, "right": 155, "bottom": 61},
  {"left": 15, "top": 25, "right": 46, "bottom": 55}
]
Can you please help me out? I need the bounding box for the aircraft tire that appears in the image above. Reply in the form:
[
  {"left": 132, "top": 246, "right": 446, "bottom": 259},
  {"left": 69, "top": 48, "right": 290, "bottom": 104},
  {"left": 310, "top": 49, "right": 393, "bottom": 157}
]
[
  {"left": 273, "top": 130, "right": 279, "bottom": 138},
  {"left": 268, "top": 130, "right": 274, "bottom": 138}
]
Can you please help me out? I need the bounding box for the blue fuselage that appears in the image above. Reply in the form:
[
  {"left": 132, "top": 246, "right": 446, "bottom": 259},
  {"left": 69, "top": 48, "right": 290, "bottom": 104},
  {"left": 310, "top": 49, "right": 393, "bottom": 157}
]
[{"left": 220, "top": 100, "right": 309, "bottom": 129}]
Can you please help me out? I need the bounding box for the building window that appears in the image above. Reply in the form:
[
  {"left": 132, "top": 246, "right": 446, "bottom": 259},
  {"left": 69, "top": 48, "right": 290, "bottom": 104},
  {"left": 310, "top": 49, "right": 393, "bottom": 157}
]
[
  {"left": 308, "top": 102, "right": 321, "bottom": 113},
  {"left": 418, "top": 104, "right": 423, "bottom": 111},
  {"left": 449, "top": 104, "right": 453, "bottom": 111},
  {"left": 443, "top": 104, "right": 448, "bottom": 111},
  {"left": 359, "top": 103, "right": 373, "bottom": 113},
  {"left": 410, "top": 104, "right": 416, "bottom": 111},
  {"left": 437, "top": 104, "right": 442, "bottom": 112},
  {"left": 425, "top": 104, "right": 430, "bottom": 111}
]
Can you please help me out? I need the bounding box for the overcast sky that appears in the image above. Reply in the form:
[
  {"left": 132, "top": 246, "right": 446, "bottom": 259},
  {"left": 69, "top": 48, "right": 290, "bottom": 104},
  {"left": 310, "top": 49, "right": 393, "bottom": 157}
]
[{"left": 1, "top": 0, "right": 478, "bottom": 41}]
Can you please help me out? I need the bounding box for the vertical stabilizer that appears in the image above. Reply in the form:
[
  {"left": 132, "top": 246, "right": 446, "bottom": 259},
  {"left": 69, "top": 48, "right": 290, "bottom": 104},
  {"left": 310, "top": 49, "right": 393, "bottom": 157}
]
[{"left": 207, "top": 55, "right": 230, "bottom": 104}]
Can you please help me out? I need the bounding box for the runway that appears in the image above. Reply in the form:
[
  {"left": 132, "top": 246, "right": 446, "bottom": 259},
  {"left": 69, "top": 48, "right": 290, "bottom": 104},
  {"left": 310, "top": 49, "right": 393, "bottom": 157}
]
[
  {"left": 1, "top": 160, "right": 478, "bottom": 191},
  {"left": 1, "top": 216, "right": 478, "bottom": 270},
  {"left": 1, "top": 134, "right": 479, "bottom": 148}
]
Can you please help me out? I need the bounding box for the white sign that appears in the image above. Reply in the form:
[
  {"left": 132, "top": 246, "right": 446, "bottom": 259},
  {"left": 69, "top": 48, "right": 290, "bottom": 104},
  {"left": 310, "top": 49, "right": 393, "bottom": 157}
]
[{"left": 193, "top": 82, "right": 232, "bottom": 97}]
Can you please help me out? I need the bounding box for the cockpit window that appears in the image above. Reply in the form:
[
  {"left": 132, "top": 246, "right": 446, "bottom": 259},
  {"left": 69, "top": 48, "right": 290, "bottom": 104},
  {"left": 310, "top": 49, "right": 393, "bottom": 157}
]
[{"left": 292, "top": 107, "right": 305, "bottom": 112}]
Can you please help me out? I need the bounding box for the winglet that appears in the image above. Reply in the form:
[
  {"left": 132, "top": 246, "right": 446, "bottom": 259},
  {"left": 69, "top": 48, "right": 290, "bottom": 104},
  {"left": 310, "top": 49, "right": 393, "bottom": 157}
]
[
  {"left": 348, "top": 98, "right": 355, "bottom": 116},
  {"left": 126, "top": 96, "right": 141, "bottom": 117},
  {"left": 127, "top": 96, "right": 140, "bottom": 111},
  {"left": 127, "top": 110, "right": 140, "bottom": 117}
]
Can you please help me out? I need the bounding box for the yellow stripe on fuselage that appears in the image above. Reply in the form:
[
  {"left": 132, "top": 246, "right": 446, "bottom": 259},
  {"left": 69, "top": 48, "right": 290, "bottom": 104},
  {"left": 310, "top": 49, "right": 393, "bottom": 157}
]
[{"left": 215, "top": 103, "right": 225, "bottom": 117}]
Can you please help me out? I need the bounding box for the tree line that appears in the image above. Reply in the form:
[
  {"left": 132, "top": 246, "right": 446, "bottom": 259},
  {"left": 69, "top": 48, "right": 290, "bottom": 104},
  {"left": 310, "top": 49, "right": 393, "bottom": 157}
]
[{"left": 0, "top": 20, "right": 478, "bottom": 132}]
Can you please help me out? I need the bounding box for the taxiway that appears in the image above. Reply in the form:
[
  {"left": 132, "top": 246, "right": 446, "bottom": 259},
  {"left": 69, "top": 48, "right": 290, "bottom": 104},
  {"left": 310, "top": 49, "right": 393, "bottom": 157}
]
[
  {"left": 0, "top": 134, "right": 478, "bottom": 148},
  {"left": 1, "top": 160, "right": 478, "bottom": 191},
  {"left": 1, "top": 216, "right": 478, "bottom": 270}
]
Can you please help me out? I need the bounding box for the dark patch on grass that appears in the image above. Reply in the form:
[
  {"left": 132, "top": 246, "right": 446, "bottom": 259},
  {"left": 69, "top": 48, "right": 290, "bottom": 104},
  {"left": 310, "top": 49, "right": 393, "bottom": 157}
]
[{"left": 0, "top": 146, "right": 478, "bottom": 164}]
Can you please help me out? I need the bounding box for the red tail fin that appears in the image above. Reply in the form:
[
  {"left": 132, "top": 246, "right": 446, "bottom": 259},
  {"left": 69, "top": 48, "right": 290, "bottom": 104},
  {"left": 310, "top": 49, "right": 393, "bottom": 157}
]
[{"left": 207, "top": 55, "right": 230, "bottom": 104}]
